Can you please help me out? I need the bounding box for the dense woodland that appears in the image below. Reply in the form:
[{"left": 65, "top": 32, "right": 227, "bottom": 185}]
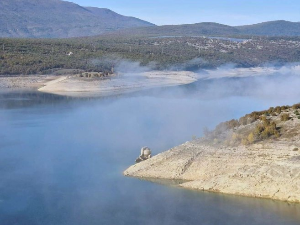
[{"left": 1, "top": 35, "right": 300, "bottom": 75}]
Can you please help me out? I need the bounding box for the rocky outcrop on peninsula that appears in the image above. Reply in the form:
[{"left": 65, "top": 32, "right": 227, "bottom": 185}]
[{"left": 124, "top": 104, "right": 300, "bottom": 202}]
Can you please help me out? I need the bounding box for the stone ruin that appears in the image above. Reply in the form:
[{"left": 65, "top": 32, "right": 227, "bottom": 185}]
[
  {"left": 135, "top": 146, "right": 152, "bottom": 163},
  {"left": 78, "top": 72, "right": 105, "bottom": 78}
]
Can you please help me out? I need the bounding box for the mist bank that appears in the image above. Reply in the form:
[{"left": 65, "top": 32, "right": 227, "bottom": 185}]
[
  {"left": 1, "top": 63, "right": 300, "bottom": 98},
  {"left": 37, "top": 63, "right": 300, "bottom": 97}
]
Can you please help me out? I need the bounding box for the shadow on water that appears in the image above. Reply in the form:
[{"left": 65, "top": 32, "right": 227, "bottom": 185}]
[
  {"left": 0, "top": 74, "right": 300, "bottom": 225},
  {"left": 0, "top": 91, "right": 68, "bottom": 109}
]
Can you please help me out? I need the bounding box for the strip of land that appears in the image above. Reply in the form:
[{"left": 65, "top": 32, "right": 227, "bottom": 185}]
[
  {"left": 37, "top": 71, "right": 198, "bottom": 97},
  {"left": 1, "top": 66, "right": 297, "bottom": 97}
]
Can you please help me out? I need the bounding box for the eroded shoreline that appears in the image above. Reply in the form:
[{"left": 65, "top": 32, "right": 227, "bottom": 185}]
[
  {"left": 124, "top": 140, "right": 300, "bottom": 203},
  {"left": 124, "top": 106, "right": 300, "bottom": 203}
]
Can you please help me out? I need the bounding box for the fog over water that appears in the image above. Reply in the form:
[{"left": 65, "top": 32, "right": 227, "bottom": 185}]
[{"left": 1, "top": 71, "right": 300, "bottom": 225}]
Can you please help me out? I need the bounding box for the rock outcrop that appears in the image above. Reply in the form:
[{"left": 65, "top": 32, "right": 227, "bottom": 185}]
[{"left": 135, "top": 147, "right": 152, "bottom": 163}]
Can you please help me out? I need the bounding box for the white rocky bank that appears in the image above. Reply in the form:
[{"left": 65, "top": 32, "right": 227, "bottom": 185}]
[{"left": 124, "top": 140, "right": 300, "bottom": 202}]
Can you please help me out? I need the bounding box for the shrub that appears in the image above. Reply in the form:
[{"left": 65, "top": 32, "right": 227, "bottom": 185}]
[
  {"left": 241, "top": 138, "right": 249, "bottom": 145},
  {"left": 247, "top": 132, "right": 255, "bottom": 144},
  {"left": 292, "top": 103, "right": 300, "bottom": 110},
  {"left": 261, "top": 116, "right": 268, "bottom": 123},
  {"left": 275, "top": 106, "right": 282, "bottom": 114},
  {"left": 216, "top": 119, "right": 239, "bottom": 131},
  {"left": 281, "top": 113, "right": 290, "bottom": 121},
  {"left": 239, "top": 116, "right": 248, "bottom": 125},
  {"left": 254, "top": 119, "right": 280, "bottom": 140},
  {"left": 295, "top": 110, "right": 299, "bottom": 115},
  {"left": 293, "top": 148, "right": 299, "bottom": 151},
  {"left": 267, "top": 107, "right": 275, "bottom": 114},
  {"left": 227, "top": 119, "right": 239, "bottom": 129},
  {"left": 231, "top": 133, "right": 240, "bottom": 141},
  {"left": 255, "top": 124, "right": 265, "bottom": 134}
]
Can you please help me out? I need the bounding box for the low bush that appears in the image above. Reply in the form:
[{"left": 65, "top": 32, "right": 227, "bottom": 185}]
[
  {"left": 241, "top": 138, "right": 249, "bottom": 145},
  {"left": 275, "top": 106, "right": 282, "bottom": 114},
  {"left": 247, "top": 132, "right": 255, "bottom": 144},
  {"left": 292, "top": 103, "right": 300, "bottom": 110},
  {"left": 215, "top": 119, "right": 239, "bottom": 132},
  {"left": 254, "top": 119, "right": 280, "bottom": 140},
  {"left": 281, "top": 113, "right": 290, "bottom": 121}
]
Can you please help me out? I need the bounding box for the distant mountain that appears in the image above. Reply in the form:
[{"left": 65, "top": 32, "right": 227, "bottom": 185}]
[
  {"left": 112, "top": 22, "right": 241, "bottom": 37},
  {"left": 236, "top": 20, "right": 300, "bottom": 36},
  {"left": 0, "top": 0, "right": 154, "bottom": 38},
  {"left": 1, "top": 0, "right": 299, "bottom": 39},
  {"left": 110, "top": 20, "right": 300, "bottom": 37}
]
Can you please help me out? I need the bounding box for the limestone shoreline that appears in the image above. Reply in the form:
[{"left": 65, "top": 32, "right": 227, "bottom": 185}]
[
  {"left": 124, "top": 106, "right": 300, "bottom": 203},
  {"left": 124, "top": 140, "right": 300, "bottom": 203}
]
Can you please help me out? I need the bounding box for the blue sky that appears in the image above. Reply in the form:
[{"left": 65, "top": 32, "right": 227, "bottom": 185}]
[{"left": 68, "top": 0, "right": 300, "bottom": 26}]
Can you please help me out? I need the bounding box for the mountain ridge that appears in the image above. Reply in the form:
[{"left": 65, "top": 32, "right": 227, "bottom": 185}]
[
  {"left": 1, "top": 0, "right": 300, "bottom": 38},
  {"left": 0, "top": 0, "right": 155, "bottom": 38},
  {"left": 107, "top": 20, "right": 300, "bottom": 37},
  {"left": 235, "top": 20, "right": 300, "bottom": 36}
]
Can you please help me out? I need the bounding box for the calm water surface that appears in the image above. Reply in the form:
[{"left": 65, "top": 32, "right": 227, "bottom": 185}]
[{"left": 1, "top": 76, "right": 300, "bottom": 225}]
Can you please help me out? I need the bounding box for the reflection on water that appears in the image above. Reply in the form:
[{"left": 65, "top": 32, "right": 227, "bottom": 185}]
[
  {"left": 0, "top": 75, "right": 300, "bottom": 225},
  {"left": 0, "top": 91, "right": 66, "bottom": 109}
]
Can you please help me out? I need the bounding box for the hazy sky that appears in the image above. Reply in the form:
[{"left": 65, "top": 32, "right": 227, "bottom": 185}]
[{"left": 68, "top": 0, "right": 300, "bottom": 26}]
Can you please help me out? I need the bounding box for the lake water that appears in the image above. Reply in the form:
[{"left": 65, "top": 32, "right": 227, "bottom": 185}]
[
  {"left": 208, "top": 36, "right": 248, "bottom": 42},
  {"left": 1, "top": 75, "right": 300, "bottom": 225},
  {"left": 151, "top": 36, "right": 248, "bottom": 42}
]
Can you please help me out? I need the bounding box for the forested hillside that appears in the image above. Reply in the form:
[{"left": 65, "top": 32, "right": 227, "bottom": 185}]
[
  {"left": 112, "top": 20, "right": 300, "bottom": 38},
  {"left": 1, "top": 36, "right": 300, "bottom": 75}
]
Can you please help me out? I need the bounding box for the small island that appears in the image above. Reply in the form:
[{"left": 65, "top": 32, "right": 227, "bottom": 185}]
[{"left": 124, "top": 103, "right": 300, "bottom": 202}]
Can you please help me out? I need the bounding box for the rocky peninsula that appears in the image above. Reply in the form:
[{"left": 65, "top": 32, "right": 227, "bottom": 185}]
[{"left": 124, "top": 104, "right": 300, "bottom": 203}]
